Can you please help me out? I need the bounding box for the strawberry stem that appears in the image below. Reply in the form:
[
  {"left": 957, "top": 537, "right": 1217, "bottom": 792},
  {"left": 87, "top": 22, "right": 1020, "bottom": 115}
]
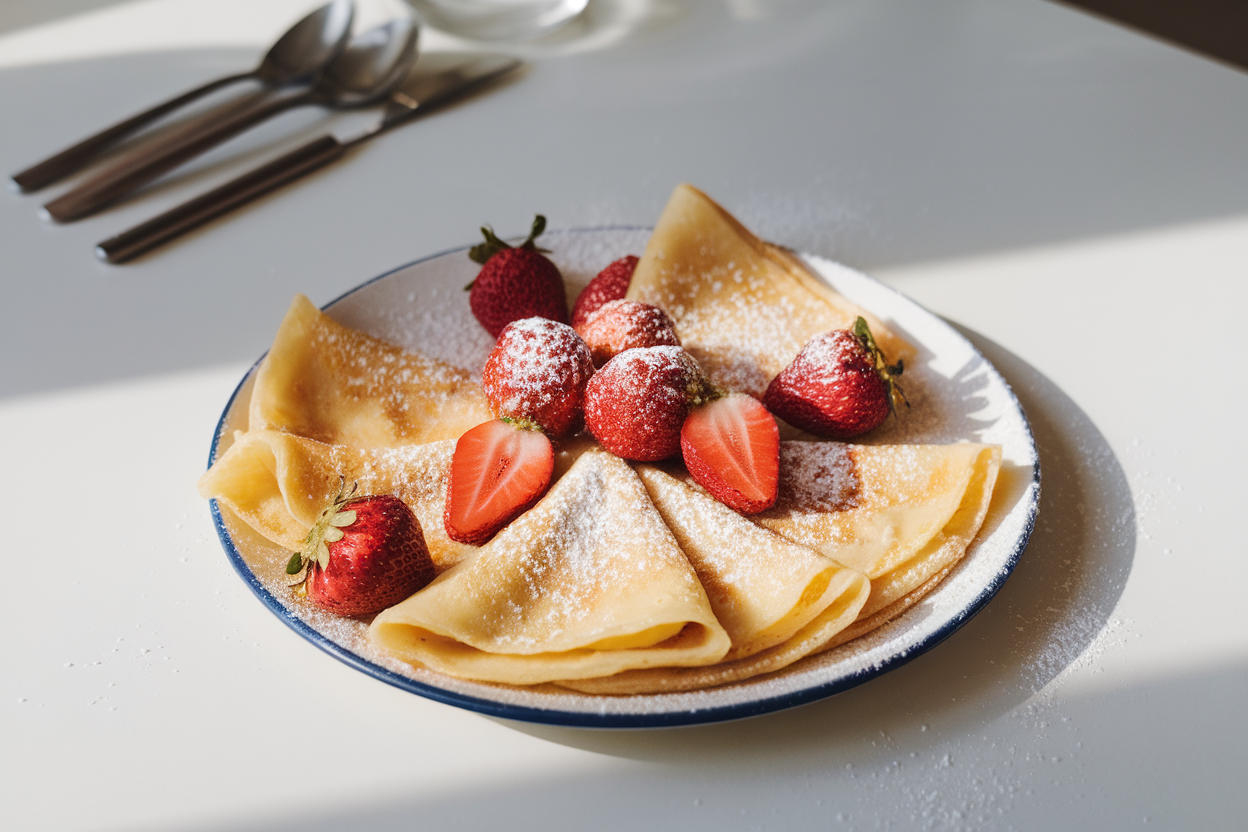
[
  {"left": 467, "top": 215, "right": 551, "bottom": 268},
  {"left": 852, "top": 316, "right": 908, "bottom": 416},
  {"left": 289, "top": 480, "right": 360, "bottom": 577},
  {"left": 520, "top": 215, "right": 547, "bottom": 249}
]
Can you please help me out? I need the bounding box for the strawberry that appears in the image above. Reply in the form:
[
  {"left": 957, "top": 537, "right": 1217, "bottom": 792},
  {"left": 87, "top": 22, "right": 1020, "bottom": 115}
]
[
  {"left": 763, "top": 316, "right": 907, "bottom": 439},
  {"left": 286, "top": 486, "right": 435, "bottom": 617},
  {"left": 575, "top": 299, "right": 680, "bottom": 368},
  {"left": 681, "top": 392, "right": 779, "bottom": 514},
  {"left": 444, "top": 419, "right": 555, "bottom": 545},
  {"left": 466, "top": 215, "right": 568, "bottom": 338},
  {"left": 571, "top": 255, "right": 639, "bottom": 328},
  {"left": 481, "top": 318, "right": 594, "bottom": 439},
  {"left": 583, "top": 346, "right": 712, "bottom": 461}
]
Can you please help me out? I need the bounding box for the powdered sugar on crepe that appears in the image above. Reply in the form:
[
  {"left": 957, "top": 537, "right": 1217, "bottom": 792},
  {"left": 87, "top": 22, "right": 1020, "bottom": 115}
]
[{"left": 211, "top": 228, "right": 1038, "bottom": 724}]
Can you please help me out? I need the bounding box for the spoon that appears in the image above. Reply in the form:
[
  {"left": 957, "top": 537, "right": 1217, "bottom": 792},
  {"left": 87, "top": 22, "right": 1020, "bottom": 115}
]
[
  {"left": 10, "top": 0, "right": 355, "bottom": 193},
  {"left": 44, "top": 17, "right": 419, "bottom": 223},
  {"left": 95, "top": 56, "right": 523, "bottom": 264}
]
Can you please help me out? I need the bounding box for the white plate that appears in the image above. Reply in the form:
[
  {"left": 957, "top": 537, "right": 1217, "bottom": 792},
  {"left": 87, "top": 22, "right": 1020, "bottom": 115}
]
[{"left": 207, "top": 227, "right": 1039, "bottom": 728}]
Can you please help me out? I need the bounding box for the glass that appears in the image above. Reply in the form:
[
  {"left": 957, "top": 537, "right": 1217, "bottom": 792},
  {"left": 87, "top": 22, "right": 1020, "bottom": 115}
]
[{"left": 405, "top": 0, "right": 589, "bottom": 41}]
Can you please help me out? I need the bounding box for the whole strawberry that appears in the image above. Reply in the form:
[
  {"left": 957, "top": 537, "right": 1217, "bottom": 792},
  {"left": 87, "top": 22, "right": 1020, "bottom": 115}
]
[
  {"left": 763, "top": 317, "right": 906, "bottom": 440},
  {"left": 575, "top": 299, "right": 680, "bottom": 368},
  {"left": 584, "top": 345, "right": 712, "bottom": 461},
  {"left": 482, "top": 317, "right": 595, "bottom": 439},
  {"left": 467, "top": 215, "right": 568, "bottom": 338},
  {"left": 571, "top": 255, "right": 639, "bottom": 328},
  {"left": 287, "top": 486, "right": 435, "bottom": 617}
]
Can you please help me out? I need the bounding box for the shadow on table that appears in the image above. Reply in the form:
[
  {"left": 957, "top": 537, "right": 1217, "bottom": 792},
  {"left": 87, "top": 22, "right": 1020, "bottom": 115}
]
[
  {"left": 199, "top": 332, "right": 1208, "bottom": 831},
  {"left": 4, "top": 0, "right": 1248, "bottom": 401},
  {"left": 205, "top": 662, "right": 1248, "bottom": 832},
  {"left": 503, "top": 327, "right": 1136, "bottom": 757}
]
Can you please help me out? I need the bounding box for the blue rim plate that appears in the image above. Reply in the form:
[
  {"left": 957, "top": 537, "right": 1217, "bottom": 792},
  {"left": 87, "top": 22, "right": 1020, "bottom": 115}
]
[{"left": 207, "top": 227, "right": 1040, "bottom": 729}]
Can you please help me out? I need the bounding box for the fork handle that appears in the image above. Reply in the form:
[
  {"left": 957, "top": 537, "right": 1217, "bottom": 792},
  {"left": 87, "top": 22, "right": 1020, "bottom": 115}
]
[
  {"left": 44, "top": 90, "right": 307, "bottom": 223},
  {"left": 96, "top": 134, "right": 345, "bottom": 264},
  {"left": 10, "top": 71, "right": 253, "bottom": 193}
]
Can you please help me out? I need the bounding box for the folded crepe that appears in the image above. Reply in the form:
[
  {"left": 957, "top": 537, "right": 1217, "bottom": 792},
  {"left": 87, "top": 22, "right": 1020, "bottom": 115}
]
[
  {"left": 370, "top": 447, "right": 732, "bottom": 685},
  {"left": 249, "top": 294, "right": 492, "bottom": 447},
  {"left": 198, "top": 431, "right": 472, "bottom": 572},
  {"left": 559, "top": 465, "right": 869, "bottom": 694},
  {"left": 627, "top": 184, "right": 913, "bottom": 397},
  {"left": 753, "top": 441, "right": 1001, "bottom": 624}
]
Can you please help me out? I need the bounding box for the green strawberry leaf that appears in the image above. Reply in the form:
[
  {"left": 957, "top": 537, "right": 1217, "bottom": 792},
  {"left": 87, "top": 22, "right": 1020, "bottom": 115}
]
[
  {"left": 852, "top": 316, "right": 908, "bottom": 416},
  {"left": 468, "top": 225, "right": 512, "bottom": 265}
]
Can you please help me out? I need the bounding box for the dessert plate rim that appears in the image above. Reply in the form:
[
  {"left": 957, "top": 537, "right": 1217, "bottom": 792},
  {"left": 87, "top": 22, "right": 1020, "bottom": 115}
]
[{"left": 207, "top": 225, "right": 1040, "bottom": 729}]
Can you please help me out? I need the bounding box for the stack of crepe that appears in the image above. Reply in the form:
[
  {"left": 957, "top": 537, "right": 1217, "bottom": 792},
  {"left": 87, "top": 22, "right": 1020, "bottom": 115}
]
[{"left": 199, "top": 184, "right": 1000, "bottom": 694}]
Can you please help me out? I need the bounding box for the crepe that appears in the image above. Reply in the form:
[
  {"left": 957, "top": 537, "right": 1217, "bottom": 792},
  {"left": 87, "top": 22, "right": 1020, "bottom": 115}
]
[
  {"left": 754, "top": 440, "right": 1001, "bottom": 621},
  {"left": 249, "top": 294, "right": 491, "bottom": 447},
  {"left": 197, "top": 431, "right": 472, "bottom": 571},
  {"left": 369, "top": 447, "right": 732, "bottom": 685},
  {"left": 202, "top": 190, "right": 1006, "bottom": 695},
  {"left": 558, "top": 465, "right": 869, "bottom": 694},
  {"left": 626, "top": 184, "right": 913, "bottom": 397}
]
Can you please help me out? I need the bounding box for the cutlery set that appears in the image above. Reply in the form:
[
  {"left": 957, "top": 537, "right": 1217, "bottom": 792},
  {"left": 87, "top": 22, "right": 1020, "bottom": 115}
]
[{"left": 10, "top": 1, "right": 522, "bottom": 263}]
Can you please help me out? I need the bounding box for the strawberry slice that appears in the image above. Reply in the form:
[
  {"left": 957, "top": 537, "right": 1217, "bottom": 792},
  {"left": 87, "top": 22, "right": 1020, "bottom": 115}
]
[
  {"left": 680, "top": 393, "right": 779, "bottom": 514},
  {"left": 444, "top": 419, "right": 555, "bottom": 545}
]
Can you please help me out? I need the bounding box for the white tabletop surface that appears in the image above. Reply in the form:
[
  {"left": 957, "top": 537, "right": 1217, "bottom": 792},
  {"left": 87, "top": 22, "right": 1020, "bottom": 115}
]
[{"left": 2, "top": 1, "right": 1246, "bottom": 830}]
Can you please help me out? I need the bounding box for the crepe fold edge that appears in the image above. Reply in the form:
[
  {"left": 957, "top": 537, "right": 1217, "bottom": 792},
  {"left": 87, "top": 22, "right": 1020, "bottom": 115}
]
[
  {"left": 249, "top": 294, "right": 492, "bottom": 447},
  {"left": 198, "top": 430, "right": 469, "bottom": 570},
  {"left": 367, "top": 448, "right": 733, "bottom": 686},
  {"left": 853, "top": 444, "right": 1001, "bottom": 622},
  {"left": 557, "top": 445, "right": 1000, "bottom": 695}
]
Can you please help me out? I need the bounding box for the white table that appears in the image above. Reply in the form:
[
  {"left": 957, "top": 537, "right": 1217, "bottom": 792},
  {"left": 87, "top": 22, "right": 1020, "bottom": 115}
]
[{"left": 3, "top": 1, "right": 1246, "bottom": 829}]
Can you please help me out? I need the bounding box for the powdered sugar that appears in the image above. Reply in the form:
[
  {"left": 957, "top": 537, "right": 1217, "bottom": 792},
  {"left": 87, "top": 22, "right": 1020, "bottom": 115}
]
[
  {"left": 775, "top": 441, "right": 861, "bottom": 512},
  {"left": 210, "top": 229, "right": 1039, "bottom": 725},
  {"left": 584, "top": 346, "right": 706, "bottom": 461},
  {"left": 482, "top": 317, "right": 593, "bottom": 436},
  {"left": 577, "top": 299, "right": 681, "bottom": 367}
]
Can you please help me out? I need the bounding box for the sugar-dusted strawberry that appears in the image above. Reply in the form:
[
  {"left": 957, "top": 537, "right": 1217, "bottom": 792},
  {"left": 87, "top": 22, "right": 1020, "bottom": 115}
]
[
  {"left": 482, "top": 317, "right": 594, "bottom": 438},
  {"left": 763, "top": 316, "right": 907, "bottom": 439},
  {"left": 681, "top": 393, "right": 779, "bottom": 514},
  {"left": 286, "top": 486, "right": 435, "bottom": 617},
  {"left": 571, "top": 255, "right": 639, "bottom": 328},
  {"left": 584, "top": 346, "right": 712, "bottom": 461},
  {"left": 466, "top": 215, "right": 568, "bottom": 338},
  {"left": 575, "top": 299, "right": 680, "bottom": 368},
  {"left": 444, "top": 419, "right": 555, "bottom": 545}
]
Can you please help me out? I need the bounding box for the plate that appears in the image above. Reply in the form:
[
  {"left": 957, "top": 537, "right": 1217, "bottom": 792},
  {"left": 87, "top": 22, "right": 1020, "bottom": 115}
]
[{"left": 207, "top": 227, "right": 1040, "bottom": 728}]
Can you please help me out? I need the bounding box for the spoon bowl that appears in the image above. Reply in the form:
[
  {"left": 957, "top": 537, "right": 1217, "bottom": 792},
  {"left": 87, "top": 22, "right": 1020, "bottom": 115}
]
[
  {"left": 320, "top": 18, "right": 422, "bottom": 105},
  {"left": 258, "top": 0, "right": 357, "bottom": 85}
]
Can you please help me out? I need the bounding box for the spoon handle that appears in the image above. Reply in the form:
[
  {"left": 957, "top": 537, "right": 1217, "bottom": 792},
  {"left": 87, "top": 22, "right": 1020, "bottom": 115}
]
[
  {"left": 10, "top": 71, "right": 254, "bottom": 193},
  {"left": 43, "top": 89, "right": 310, "bottom": 223},
  {"left": 95, "top": 135, "right": 346, "bottom": 264}
]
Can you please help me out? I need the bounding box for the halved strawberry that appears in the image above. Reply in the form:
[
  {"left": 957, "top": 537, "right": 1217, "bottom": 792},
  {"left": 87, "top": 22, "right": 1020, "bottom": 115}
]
[
  {"left": 444, "top": 419, "right": 555, "bottom": 545},
  {"left": 681, "top": 393, "right": 779, "bottom": 514}
]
